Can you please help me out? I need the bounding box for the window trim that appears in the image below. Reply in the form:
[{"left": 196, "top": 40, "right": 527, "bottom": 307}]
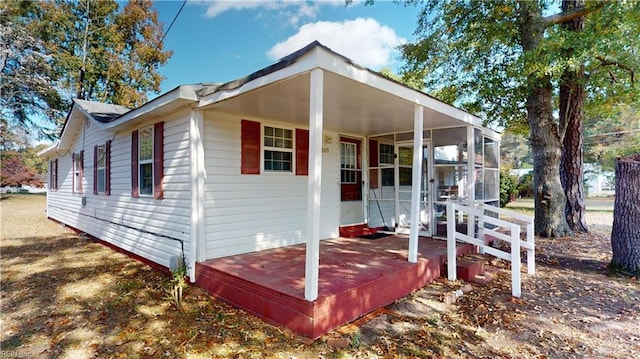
[
  {"left": 95, "top": 144, "right": 107, "bottom": 194},
  {"left": 261, "top": 123, "right": 295, "bottom": 174},
  {"left": 50, "top": 159, "right": 58, "bottom": 191},
  {"left": 131, "top": 123, "right": 163, "bottom": 199},
  {"left": 340, "top": 141, "right": 358, "bottom": 184},
  {"left": 138, "top": 126, "right": 154, "bottom": 197},
  {"left": 73, "top": 151, "right": 84, "bottom": 194}
]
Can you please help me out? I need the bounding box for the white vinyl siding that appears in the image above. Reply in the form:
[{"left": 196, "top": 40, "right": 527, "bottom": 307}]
[
  {"left": 45, "top": 110, "right": 192, "bottom": 269},
  {"left": 202, "top": 112, "right": 340, "bottom": 259}
]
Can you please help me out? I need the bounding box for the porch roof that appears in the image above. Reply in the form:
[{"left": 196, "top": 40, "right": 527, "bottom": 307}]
[{"left": 197, "top": 41, "right": 483, "bottom": 137}]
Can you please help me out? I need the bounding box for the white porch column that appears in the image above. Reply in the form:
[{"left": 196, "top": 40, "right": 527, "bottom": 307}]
[
  {"left": 305, "top": 69, "right": 324, "bottom": 301},
  {"left": 189, "top": 109, "right": 205, "bottom": 282},
  {"left": 408, "top": 105, "right": 424, "bottom": 263}
]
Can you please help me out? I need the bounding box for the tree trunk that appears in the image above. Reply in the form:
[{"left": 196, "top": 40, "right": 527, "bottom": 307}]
[
  {"left": 611, "top": 153, "right": 640, "bottom": 275},
  {"left": 519, "top": 3, "right": 573, "bottom": 237},
  {"left": 559, "top": 0, "right": 589, "bottom": 233}
]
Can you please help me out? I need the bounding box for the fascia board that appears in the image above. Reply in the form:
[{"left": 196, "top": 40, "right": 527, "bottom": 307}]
[
  {"left": 57, "top": 107, "right": 85, "bottom": 151},
  {"left": 197, "top": 49, "right": 321, "bottom": 108},
  {"left": 100, "top": 85, "right": 199, "bottom": 131},
  {"left": 37, "top": 143, "right": 59, "bottom": 158}
]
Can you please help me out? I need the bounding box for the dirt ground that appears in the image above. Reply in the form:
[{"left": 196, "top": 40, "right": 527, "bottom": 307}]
[{"left": 1, "top": 194, "right": 638, "bottom": 358}]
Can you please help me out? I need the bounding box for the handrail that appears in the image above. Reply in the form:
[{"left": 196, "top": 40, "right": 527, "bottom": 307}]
[{"left": 446, "top": 202, "right": 535, "bottom": 297}]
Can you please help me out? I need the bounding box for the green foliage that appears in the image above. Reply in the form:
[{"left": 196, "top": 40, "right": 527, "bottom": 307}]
[
  {"left": 0, "top": 10, "right": 63, "bottom": 139},
  {"left": 167, "top": 256, "right": 188, "bottom": 311},
  {"left": 499, "top": 169, "right": 518, "bottom": 207},
  {"left": 500, "top": 130, "right": 532, "bottom": 169},
  {"left": 2, "top": 0, "right": 172, "bottom": 139},
  {"left": 516, "top": 171, "right": 534, "bottom": 198},
  {"left": 398, "top": 0, "right": 640, "bottom": 132},
  {"left": 584, "top": 103, "right": 640, "bottom": 171}
]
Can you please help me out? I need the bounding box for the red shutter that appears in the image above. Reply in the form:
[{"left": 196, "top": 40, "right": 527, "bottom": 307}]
[
  {"left": 369, "top": 139, "right": 378, "bottom": 167},
  {"left": 49, "top": 160, "right": 53, "bottom": 190},
  {"left": 296, "top": 129, "right": 309, "bottom": 176},
  {"left": 153, "top": 122, "right": 164, "bottom": 200},
  {"left": 241, "top": 120, "right": 261, "bottom": 174},
  {"left": 131, "top": 130, "right": 139, "bottom": 198},
  {"left": 93, "top": 145, "right": 98, "bottom": 195},
  {"left": 105, "top": 140, "right": 111, "bottom": 196},
  {"left": 71, "top": 152, "right": 75, "bottom": 193},
  {"left": 79, "top": 150, "right": 84, "bottom": 193},
  {"left": 54, "top": 159, "right": 58, "bottom": 190}
]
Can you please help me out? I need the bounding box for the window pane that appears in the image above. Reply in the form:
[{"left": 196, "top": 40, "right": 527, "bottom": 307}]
[
  {"left": 381, "top": 168, "right": 394, "bottom": 186},
  {"left": 140, "top": 163, "right": 153, "bottom": 195},
  {"left": 474, "top": 128, "right": 483, "bottom": 165},
  {"left": 484, "top": 137, "right": 499, "bottom": 168},
  {"left": 433, "top": 127, "right": 468, "bottom": 164},
  {"left": 97, "top": 168, "right": 105, "bottom": 193},
  {"left": 398, "top": 147, "right": 413, "bottom": 166},
  {"left": 475, "top": 168, "right": 484, "bottom": 200},
  {"left": 380, "top": 144, "right": 394, "bottom": 164},
  {"left": 264, "top": 126, "right": 292, "bottom": 149},
  {"left": 484, "top": 169, "right": 499, "bottom": 199},
  {"left": 140, "top": 127, "right": 153, "bottom": 161},
  {"left": 97, "top": 145, "right": 106, "bottom": 168},
  {"left": 264, "top": 150, "right": 292, "bottom": 172},
  {"left": 399, "top": 167, "right": 412, "bottom": 186},
  {"left": 341, "top": 142, "right": 356, "bottom": 170}
]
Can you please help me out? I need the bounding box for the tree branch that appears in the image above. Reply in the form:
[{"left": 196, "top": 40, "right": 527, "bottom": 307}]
[
  {"left": 596, "top": 55, "right": 636, "bottom": 84},
  {"left": 543, "top": 2, "right": 607, "bottom": 27}
]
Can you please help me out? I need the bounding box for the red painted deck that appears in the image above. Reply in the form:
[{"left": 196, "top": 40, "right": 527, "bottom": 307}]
[{"left": 195, "top": 235, "right": 474, "bottom": 338}]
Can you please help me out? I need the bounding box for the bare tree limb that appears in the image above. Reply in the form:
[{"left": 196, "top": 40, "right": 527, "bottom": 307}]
[{"left": 543, "top": 2, "right": 607, "bottom": 27}]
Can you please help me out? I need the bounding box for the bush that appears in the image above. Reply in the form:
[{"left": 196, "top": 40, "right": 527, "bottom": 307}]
[
  {"left": 517, "top": 171, "right": 534, "bottom": 198},
  {"left": 500, "top": 169, "right": 519, "bottom": 207}
]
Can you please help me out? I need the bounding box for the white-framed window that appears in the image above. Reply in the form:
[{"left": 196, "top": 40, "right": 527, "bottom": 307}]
[
  {"left": 340, "top": 142, "right": 357, "bottom": 183},
  {"left": 263, "top": 125, "right": 293, "bottom": 172},
  {"left": 73, "top": 152, "right": 82, "bottom": 193},
  {"left": 379, "top": 143, "right": 395, "bottom": 165},
  {"left": 96, "top": 144, "right": 106, "bottom": 193},
  {"left": 139, "top": 126, "right": 153, "bottom": 195}
]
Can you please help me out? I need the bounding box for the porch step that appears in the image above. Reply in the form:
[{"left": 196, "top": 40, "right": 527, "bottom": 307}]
[
  {"left": 444, "top": 254, "right": 487, "bottom": 282},
  {"left": 339, "top": 224, "right": 380, "bottom": 238}
]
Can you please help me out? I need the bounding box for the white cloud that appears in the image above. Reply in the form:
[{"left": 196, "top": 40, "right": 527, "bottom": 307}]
[
  {"left": 201, "top": 0, "right": 347, "bottom": 24},
  {"left": 267, "top": 18, "right": 406, "bottom": 69},
  {"left": 203, "top": 1, "right": 264, "bottom": 18}
]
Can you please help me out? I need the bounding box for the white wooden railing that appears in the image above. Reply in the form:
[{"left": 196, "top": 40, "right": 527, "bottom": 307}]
[{"left": 446, "top": 202, "right": 535, "bottom": 297}]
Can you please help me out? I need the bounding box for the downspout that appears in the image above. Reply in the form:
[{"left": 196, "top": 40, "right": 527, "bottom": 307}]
[{"left": 189, "top": 108, "right": 206, "bottom": 282}]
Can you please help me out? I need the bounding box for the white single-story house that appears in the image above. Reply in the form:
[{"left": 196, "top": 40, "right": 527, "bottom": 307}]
[{"left": 40, "top": 41, "right": 502, "bottom": 336}]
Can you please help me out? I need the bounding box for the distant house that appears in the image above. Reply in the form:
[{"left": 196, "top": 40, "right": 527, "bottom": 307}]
[
  {"left": 40, "top": 41, "right": 501, "bottom": 337},
  {"left": 510, "top": 164, "right": 614, "bottom": 197}
]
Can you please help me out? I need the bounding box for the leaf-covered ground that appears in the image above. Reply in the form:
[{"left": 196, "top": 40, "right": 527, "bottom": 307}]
[{"left": 1, "top": 195, "right": 638, "bottom": 358}]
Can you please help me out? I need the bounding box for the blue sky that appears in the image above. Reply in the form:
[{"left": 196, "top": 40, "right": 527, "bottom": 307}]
[{"left": 153, "top": 0, "right": 423, "bottom": 94}]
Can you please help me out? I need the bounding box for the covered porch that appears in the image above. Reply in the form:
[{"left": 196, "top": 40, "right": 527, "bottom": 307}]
[
  {"left": 190, "top": 42, "right": 503, "bottom": 338},
  {"left": 195, "top": 235, "right": 476, "bottom": 339}
]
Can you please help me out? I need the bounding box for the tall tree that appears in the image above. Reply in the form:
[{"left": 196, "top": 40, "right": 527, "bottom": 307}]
[
  {"left": 399, "top": 0, "right": 639, "bottom": 237},
  {"left": 611, "top": 153, "right": 640, "bottom": 275},
  {"left": 0, "top": 12, "right": 63, "bottom": 139},
  {"left": 1, "top": 0, "right": 172, "bottom": 137},
  {"left": 559, "top": 0, "right": 588, "bottom": 233}
]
